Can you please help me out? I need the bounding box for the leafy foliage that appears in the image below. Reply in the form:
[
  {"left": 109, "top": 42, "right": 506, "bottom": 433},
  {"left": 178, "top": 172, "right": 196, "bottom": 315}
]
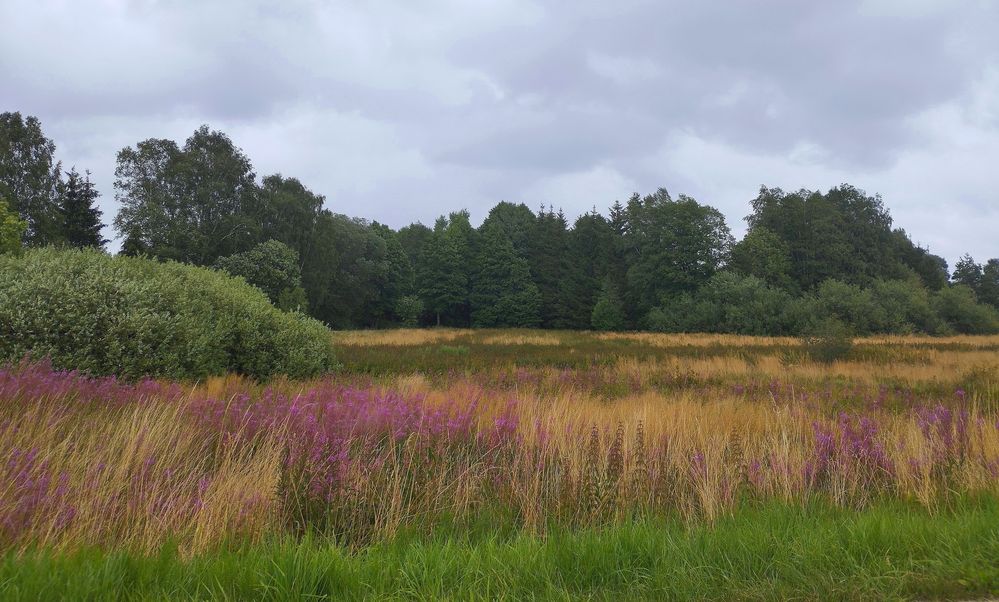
[
  {"left": 0, "top": 198, "right": 27, "bottom": 256},
  {"left": 113, "top": 126, "right": 259, "bottom": 265},
  {"left": 591, "top": 279, "right": 626, "bottom": 331},
  {"left": 649, "top": 272, "right": 799, "bottom": 335},
  {"left": 623, "top": 189, "right": 732, "bottom": 317},
  {"left": 214, "top": 240, "right": 308, "bottom": 312},
  {"left": 744, "top": 185, "right": 948, "bottom": 291},
  {"left": 932, "top": 285, "right": 999, "bottom": 335},
  {"left": 5, "top": 118, "right": 987, "bottom": 335},
  {"left": 801, "top": 318, "right": 855, "bottom": 363},
  {"left": 0, "top": 248, "right": 335, "bottom": 379},
  {"left": 394, "top": 295, "right": 425, "bottom": 327},
  {"left": 729, "top": 226, "right": 793, "bottom": 290},
  {"left": 0, "top": 112, "right": 63, "bottom": 245}
]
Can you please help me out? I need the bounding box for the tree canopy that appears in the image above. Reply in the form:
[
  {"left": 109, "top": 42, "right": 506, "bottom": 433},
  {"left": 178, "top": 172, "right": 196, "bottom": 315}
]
[{"left": 3, "top": 117, "right": 993, "bottom": 335}]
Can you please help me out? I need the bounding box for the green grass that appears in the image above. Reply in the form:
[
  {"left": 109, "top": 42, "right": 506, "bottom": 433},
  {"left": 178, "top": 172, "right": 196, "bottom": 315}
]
[{"left": 4, "top": 499, "right": 999, "bottom": 600}]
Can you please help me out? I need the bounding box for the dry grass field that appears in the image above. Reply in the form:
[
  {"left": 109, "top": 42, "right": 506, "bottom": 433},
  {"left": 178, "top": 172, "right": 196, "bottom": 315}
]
[{"left": 3, "top": 330, "right": 999, "bottom": 599}]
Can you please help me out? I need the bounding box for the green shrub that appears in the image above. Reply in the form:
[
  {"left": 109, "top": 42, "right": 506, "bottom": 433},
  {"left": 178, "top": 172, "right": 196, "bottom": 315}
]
[
  {"left": 395, "top": 295, "right": 424, "bottom": 327},
  {"left": 801, "top": 318, "right": 854, "bottom": 363},
  {"left": 868, "top": 278, "right": 943, "bottom": 334},
  {"left": 213, "top": 240, "right": 308, "bottom": 312},
  {"left": 932, "top": 285, "right": 999, "bottom": 334},
  {"left": 591, "top": 279, "right": 626, "bottom": 331},
  {"left": 647, "top": 272, "right": 802, "bottom": 335},
  {"left": 645, "top": 293, "right": 703, "bottom": 332},
  {"left": 0, "top": 248, "right": 336, "bottom": 379},
  {"left": 811, "top": 279, "right": 879, "bottom": 335},
  {"left": 0, "top": 197, "right": 26, "bottom": 256}
]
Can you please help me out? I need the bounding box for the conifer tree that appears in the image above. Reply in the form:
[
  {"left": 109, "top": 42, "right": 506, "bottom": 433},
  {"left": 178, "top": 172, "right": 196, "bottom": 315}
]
[
  {"left": 952, "top": 254, "right": 983, "bottom": 291},
  {"left": 470, "top": 222, "right": 541, "bottom": 327},
  {"left": 556, "top": 210, "right": 615, "bottom": 329},
  {"left": 528, "top": 206, "right": 568, "bottom": 328},
  {"left": 418, "top": 213, "right": 473, "bottom": 326},
  {"left": 60, "top": 168, "right": 106, "bottom": 249}
]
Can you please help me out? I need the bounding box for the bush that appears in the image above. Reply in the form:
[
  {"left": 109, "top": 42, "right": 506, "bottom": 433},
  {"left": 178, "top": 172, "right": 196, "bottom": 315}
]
[
  {"left": 811, "top": 279, "right": 879, "bottom": 335},
  {"left": 0, "top": 248, "right": 336, "bottom": 379},
  {"left": 213, "top": 240, "right": 308, "bottom": 312},
  {"left": 591, "top": 279, "right": 626, "bottom": 331},
  {"left": 932, "top": 285, "right": 999, "bottom": 334},
  {"left": 801, "top": 318, "right": 854, "bottom": 363},
  {"left": 645, "top": 293, "right": 705, "bottom": 332},
  {"left": 395, "top": 295, "right": 424, "bottom": 327},
  {"left": 647, "top": 272, "right": 801, "bottom": 335},
  {"left": 0, "top": 197, "right": 26, "bottom": 256},
  {"left": 868, "top": 279, "right": 942, "bottom": 334}
]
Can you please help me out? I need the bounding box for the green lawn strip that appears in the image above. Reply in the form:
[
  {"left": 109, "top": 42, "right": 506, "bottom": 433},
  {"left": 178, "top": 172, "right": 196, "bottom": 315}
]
[{"left": 3, "top": 499, "right": 998, "bottom": 600}]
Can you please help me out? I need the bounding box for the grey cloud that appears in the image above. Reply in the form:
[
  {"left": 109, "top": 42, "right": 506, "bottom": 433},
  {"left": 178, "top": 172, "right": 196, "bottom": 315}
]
[
  {"left": 0, "top": 0, "right": 996, "bottom": 262},
  {"left": 447, "top": 0, "right": 991, "bottom": 168}
]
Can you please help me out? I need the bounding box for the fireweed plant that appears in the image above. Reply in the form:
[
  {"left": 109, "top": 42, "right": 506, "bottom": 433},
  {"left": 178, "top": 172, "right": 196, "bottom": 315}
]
[{"left": 2, "top": 334, "right": 999, "bottom": 555}]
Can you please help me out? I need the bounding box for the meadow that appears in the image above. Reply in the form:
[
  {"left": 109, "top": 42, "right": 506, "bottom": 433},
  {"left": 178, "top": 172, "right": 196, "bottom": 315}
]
[{"left": 3, "top": 330, "right": 999, "bottom": 600}]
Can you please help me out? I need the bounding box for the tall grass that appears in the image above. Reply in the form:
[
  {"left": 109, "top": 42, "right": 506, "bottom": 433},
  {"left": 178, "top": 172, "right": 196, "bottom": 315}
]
[{"left": 2, "top": 346, "right": 998, "bottom": 552}]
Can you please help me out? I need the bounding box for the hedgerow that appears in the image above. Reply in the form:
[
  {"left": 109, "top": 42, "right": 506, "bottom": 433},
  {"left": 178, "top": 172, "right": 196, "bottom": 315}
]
[{"left": 0, "top": 248, "right": 335, "bottom": 379}]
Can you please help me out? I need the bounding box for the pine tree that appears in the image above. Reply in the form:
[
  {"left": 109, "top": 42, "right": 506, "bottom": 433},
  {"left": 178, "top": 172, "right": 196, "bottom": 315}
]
[
  {"left": 607, "top": 196, "right": 637, "bottom": 326},
  {"left": 470, "top": 222, "right": 541, "bottom": 327},
  {"left": 60, "top": 168, "right": 106, "bottom": 249}
]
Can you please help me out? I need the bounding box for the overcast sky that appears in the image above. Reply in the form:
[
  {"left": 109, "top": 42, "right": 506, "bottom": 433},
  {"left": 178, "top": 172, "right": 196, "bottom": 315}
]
[{"left": 2, "top": 0, "right": 997, "bottom": 264}]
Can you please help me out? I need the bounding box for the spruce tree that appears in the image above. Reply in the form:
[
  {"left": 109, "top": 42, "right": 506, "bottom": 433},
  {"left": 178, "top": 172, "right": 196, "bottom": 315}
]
[
  {"left": 418, "top": 214, "right": 472, "bottom": 326},
  {"left": 528, "top": 206, "right": 568, "bottom": 328},
  {"left": 470, "top": 222, "right": 541, "bottom": 327},
  {"left": 60, "top": 168, "right": 106, "bottom": 249},
  {"left": 952, "top": 254, "right": 983, "bottom": 291},
  {"left": 556, "top": 210, "right": 615, "bottom": 329}
]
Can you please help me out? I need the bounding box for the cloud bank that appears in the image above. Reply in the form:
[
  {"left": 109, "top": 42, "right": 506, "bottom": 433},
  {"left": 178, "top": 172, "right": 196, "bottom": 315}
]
[{"left": 2, "top": 0, "right": 996, "bottom": 263}]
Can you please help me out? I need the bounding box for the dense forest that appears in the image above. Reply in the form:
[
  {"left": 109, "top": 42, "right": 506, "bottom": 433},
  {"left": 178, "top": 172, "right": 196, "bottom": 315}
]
[{"left": 2, "top": 111, "right": 998, "bottom": 335}]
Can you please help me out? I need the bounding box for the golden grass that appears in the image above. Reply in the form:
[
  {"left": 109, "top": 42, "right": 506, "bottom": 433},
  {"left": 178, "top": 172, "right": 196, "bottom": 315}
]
[
  {"left": 4, "top": 331, "right": 999, "bottom": 551},
  {"left": 332, "top": 329, "right": 999, "bottom": 350},
  {"left": 599, "top": 350, "right": 999, "bottom": 388},
  {"left": 332, "top": 329, "right": 464, "bottom": 346},
  {"left": 593, "top": 332, "right": 801, "bottom": 347},
  {"left": 480, "top": 333, "right": 563, "bottom": 346},
  {"left": 0, "top": 399, "right": 282, "bottom": 555}
]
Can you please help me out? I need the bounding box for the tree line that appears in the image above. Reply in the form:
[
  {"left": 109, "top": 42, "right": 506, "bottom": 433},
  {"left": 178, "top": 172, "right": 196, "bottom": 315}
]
[{"left": 2, "top": 111, "right": 997, "bottom": 334}]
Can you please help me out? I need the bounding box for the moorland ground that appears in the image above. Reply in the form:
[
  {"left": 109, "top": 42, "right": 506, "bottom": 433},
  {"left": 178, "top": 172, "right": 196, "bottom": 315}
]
[{"left": 3, "top": 330, "right": 999, "bottom": 600}]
